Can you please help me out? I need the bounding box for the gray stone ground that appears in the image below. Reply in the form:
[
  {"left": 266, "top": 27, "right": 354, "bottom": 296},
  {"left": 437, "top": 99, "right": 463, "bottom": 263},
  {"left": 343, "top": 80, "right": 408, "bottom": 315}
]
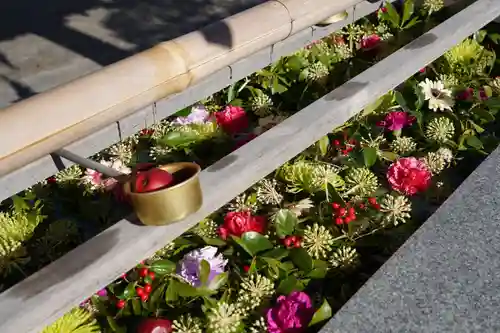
[{"left": 0, "top": 0, "right": 265, "bottom": 108}]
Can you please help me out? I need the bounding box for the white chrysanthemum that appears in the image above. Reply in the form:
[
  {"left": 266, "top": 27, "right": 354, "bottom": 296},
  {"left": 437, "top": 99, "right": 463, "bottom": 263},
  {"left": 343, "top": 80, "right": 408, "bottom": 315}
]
[
  {"left": 249, "top": 317, "right": 267, "bottom": 333},
  {"left": 256, "top": 179, "right": 283, "bottom": 206},
  {"left": 419, "top": 79, "right": 454, "bottom": 112},
  {"left": 422, "top": 152, "right": 446, "bottom": 175},
  {"left": 345, "top": 168, "right": 379, "bottom": 197},
  {"left": 206, "top": 302, "right": 244, "bottom": 333},
  {"left": 330, "top": 246, "right": 359, "bottom": 269},
  {"left": 237, "top": 274, "right": 274, "bottom": 310},
  {"left": 425, "top": 117, "right": 455, "bottom": 143},
  {"left": 436, "top": 147, "right": 454, "bottom": 163},
  {"left": 55, "top": 165, "right": 82, "bottom": 183},
  {"left": 391, "top": 136, "right": 417, "bottom": 155},
  {"left": 302, "top": 224, "right": 334, "bottom": 259},
  {"left": 380, "top": 194, "right": 412, "bottom": 226},
  {"left": 227, "top": 194, "right": 258, "bottom": 213},
  {"left": 173, "top": 315, "right": 203, "bottom": 333}
]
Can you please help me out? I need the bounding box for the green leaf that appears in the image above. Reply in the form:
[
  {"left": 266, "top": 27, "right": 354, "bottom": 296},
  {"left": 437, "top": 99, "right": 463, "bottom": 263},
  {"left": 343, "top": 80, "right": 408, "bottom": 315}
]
[
  {"left": 307, "top": 260, "right": 328, "bottom": 279},
  {"left": 380, "top": 151, "right": 399, "bottom": 161},
  {"left": 384, "top": 1, "right": 400, "bottom": 28},
  {"left": 290, "top": 248, "right": 313, "bottom": 273},
  {"left": 472, "top": 107, "right": 495, "bottom": 122},
  {"left": 107, "top": 316, "right": 126, "bottom": 333},
  {"left": 466, "top": 136, "right": 484, "bottom": 149},
  {"left": 149, "top": 260, "right": 176, "bottom": 275},
  {"left": 402, "top": 16, "right": 420, "bottom": 29},
  {"left": 474, "top": 30, "right": 488, "bottom": 43},
  {"left": 468, "top": 120, "right": 484, "bottom": 134},
  {"left": 394, "top": 91, "right": 408, "bottom": 110},
  {"left": 326, "top": 183, "right": 345, "bottom": 205},
  {"left": 131, "top": 299, "right": 142, "bottom": 316},
  {"left": 318, "top": 135, "right": 330, "bottom": 157},
  {"left": 233, "top": 232, "right": 273, "bottom": 256},
  {"left": 165, "top": 281, "right": 179, "bottom": 302},
  {"left": 274, "top": 209, "right": 298, "bottom": 238},
  {"left": 176, "top": 281, "right": 200, "bottom": 298},
  {"left": 207, "top": 271, "right": 229, "bottom": 290},
  {"left": 489, "top": 33, "right": 500, "bottom": 44},
  {"left": 202, "top": 237, "right": 227, "bottom": 246},
  {"left": 309, "top": 299, "right": 333, "bottom": 326},
  {"left": 362, "top": 147, "right": 378, "bottom": 167},
  {"left": 122, "top": 282, "right": 136, "bottom": 300},
  {"left": 199, "top": 260, "right": 211, "bottom": 285},
  {"left": 277, "top": 276, "right": 298, "bottom": 294},
  {"left": 160, "top": 131, "right": 199, "bottom": 147},
  {"left": 150, "top": 284, "right": 166, "bottom": 306},
  {"left": 262, "top": 248, "right": 289, "bottom": 260},
  {"left": 401, "top": 0, "right": 414, "bottom": 26},
  {"left": 174, "top": 107, "right": 192, "bottom": 117}
]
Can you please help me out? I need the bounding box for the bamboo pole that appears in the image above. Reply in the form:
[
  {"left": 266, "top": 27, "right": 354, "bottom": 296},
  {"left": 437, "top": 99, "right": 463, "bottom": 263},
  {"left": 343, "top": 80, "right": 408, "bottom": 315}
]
[{"left": 0, "top": 0, "right": 359, "bottom": 178}]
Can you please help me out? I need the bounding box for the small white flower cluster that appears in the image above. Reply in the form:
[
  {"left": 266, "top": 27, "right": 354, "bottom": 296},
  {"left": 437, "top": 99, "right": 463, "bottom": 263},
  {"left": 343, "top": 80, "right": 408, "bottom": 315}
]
[
  {"left": 251, "top": 91, "right": 274, "bottom": 117},
  {"left": 380, "top": 194, "right": 412, "bottom": 226},
  {"left": 108, "top": 141, "right": 133, "bottom": 164},
  {"left": 391, "top": 136, "right": 417, "bottom": 155},
  {"left": 237, "top": 274, "right": 274, "bottom": 310},
  {"left": 302, "top": 224, "right": 335, "bottom": 259},
  {"left": 172, "top": 314, "right": 203, "bottom": 333},
  {"left": 330, "top": 245, "right": 359, "bottom": 269},
  {"left": 345, "top": 168, "right": 379, "bottom": 197},
  {"left": 249, "top": 317, "right": 268, "bottom": 333},
  {"left": 425, "top": 117, "right": 455, "bottom": 143},
  {"left": 149, "top": 145, "right": 172, "bottom": 160},
  {"left": 55, "top": 165, "right": 82, "bottom": 183},
  {"left": 192, "top": 218, "right": 219, "bottom": 239},
  {"left": 227, "top": 194, "right": 258, "bottom": 213},
  {"left": 206, "top": 302, "right": 244, "bottom": 333},
  {"left": 256, "top": 179, "right": 283, "bottom": 206}
]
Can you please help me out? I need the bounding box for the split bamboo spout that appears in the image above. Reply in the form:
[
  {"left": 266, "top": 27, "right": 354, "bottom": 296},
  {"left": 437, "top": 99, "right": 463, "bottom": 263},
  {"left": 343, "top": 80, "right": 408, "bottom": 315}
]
[{"left": 0, "top": 0, "right": 359, "bottom": 177}]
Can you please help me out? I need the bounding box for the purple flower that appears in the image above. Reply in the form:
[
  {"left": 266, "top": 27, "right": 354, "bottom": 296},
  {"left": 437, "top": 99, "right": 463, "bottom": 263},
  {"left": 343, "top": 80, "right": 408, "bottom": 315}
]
[
  {"left": 377, "top": 111, "right": 415, "bottom": 131},
  {"left": 266, "top": 291, "right": 315, "bottom": 333},
  {"left": 173, "top": 105, "right": 210, "bottom": 125},
  {"left": 96, "top": 288, "right": 108, "bottom": 297},
  {"left": 177, "top": 246, "right": 227, "bottom": 287}
]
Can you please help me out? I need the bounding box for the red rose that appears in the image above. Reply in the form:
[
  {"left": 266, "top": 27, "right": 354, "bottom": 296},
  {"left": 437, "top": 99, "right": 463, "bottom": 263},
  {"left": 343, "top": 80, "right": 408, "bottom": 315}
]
[
  {"left": 387, "top": 157, "right": 432, "bottom": 196},
  {"left": 219, "top": 211, "right": 267, "bottom": 240},
  {"left": 215, "top": 105, "right": 249, "bottom": 135}
]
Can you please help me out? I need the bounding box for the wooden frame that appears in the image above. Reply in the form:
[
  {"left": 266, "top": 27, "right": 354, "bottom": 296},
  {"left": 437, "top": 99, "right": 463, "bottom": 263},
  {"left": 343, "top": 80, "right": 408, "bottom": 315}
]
[{"left": 0, "top": 1, "right": 498, "bottom": 331}]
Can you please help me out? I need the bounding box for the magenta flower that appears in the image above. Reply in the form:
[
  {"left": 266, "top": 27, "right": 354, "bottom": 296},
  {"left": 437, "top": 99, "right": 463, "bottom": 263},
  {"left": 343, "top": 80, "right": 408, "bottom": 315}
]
[
  {"left": 266, "top": 291, "right": 314, "bottom": 333},
  {"left": 377, "top": 111, "right": 415, "bottom": 131},
  {"left": 360, "top": 34, "right": 381, "bottom": 49}
]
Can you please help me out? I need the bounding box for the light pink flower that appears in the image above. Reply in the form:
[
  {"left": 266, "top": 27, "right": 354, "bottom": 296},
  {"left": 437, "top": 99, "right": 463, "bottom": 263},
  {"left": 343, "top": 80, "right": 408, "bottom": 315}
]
[{"left": 387, "top": 157, "right": 432, "bottom": 196}]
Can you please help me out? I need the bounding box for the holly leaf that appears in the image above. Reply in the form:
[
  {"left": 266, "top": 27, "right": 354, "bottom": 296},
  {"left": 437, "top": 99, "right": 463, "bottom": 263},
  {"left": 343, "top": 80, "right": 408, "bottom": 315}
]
[
  {"left": 274, "top": 209, "right": 298, "bottom": 238},
  {"left": 121, "top": 282, "right": 136, "bottom": 300},
  {"left": 232, "top": 232, "right": 273, "bottom": 256},
  {"left": 277, "top": 276, "right": 298, "bottom": 294},
  {"left": 308, "top": 260, "right": 328, "bottom": 279},
  {"left": 290, "top": 248, "right": 313, "bottom": 273},
  {"left": 309, "top": 299, "right": 333, "bottom": 326},
  {"left": 131, "top": 299, "right": 142, "bottom": 316},
  {"left": 262, "top": 248, "right": 289, "bottom": 260},
  {"left": 149, "top": 260, "right": 176, "bottom": 275},
  {"left": 466, "top": 136, "right": 484, "bottom": 150}
]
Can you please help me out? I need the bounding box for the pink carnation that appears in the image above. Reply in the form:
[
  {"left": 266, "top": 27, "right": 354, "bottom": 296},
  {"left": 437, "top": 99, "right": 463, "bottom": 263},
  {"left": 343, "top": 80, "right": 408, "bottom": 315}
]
[
  {"left": 266, "top": 291, "right": 314, "bottom": 333},
  {"left": 387, "top": 157, "right": 432, "bottom": 196},
  {"left": 377, "top": 111, "right": 415, "bottom": 131},
  {"left": 215, "top": 105, "right": 249, "bottom": 135}
]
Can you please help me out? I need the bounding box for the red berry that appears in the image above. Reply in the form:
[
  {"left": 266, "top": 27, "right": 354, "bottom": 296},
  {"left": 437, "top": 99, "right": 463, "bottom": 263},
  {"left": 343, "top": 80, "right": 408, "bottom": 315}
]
[
  {"left": 346, "top": 147, "right": 353, "bottom": 152},
  {"left": 140, "top": 294, "right": 149, "bottom": 302},
  {"left": 144, "top": 284, "right": 152, "bottom": 294},
  {"left": 373, "top": 203, "right": 381, "bottom": 210},
  {"left": 116, "top": 299, "right": 126, "bottom": 309},
  {"left": 121, "top": 273, "right": 127, "bottom": 280},
  {"left": 344, "top": 216, "right": 352, "bottom": 224},
  {"left": 349, "top": 139, "right": 357, "bottom": 145},
  {"left": 333, "top": 139, "right": 341, "bottom": 146},
  {"left": 284, "top": 237, "right": 294, "bottom": 247},
  {"left": 294, "top": 238, "right": 302, "bottom": 248},
  {"left": 332, "top": 202, "right": 341, "bottom": 209},
  {"left": 148, "top": 271, "right": 155, "bottom": 280},
  {"left": 342, "top": 150, "right": 349, "bottom": 155},
  {"left": 349, "top": 213, "right": 356, "bottom": 220},
  {"left": 136, "top": 287, "right": 145, "bottom": 297},
  {"left": 359, "top": 203, "right": 365, "bottom": 209},
  {"left": 139, "top": 267, "right": 149, "bottom": 277},
  {"left": 338, "top": 208, "right": 346, "bottom": 216},
  {"left": 243, "top": 265, "right": 250, "bottom": 273},
  {"left": 335, "top": 217, "right": 344, "bottom": 225},
  {"left": 368, "top": 197, "right": 377, "bottom": 205},
  {"left": 348, "top": 207, "right": 356, "bottom": 216}
]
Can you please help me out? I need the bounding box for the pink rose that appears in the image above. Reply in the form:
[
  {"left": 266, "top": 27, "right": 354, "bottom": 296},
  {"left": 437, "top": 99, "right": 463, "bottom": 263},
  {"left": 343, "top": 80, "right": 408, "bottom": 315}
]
[
  {"left": 361, "top": 34, "right": 381, "bottom": 49},
  {"left": 387, "top": 157, "right": 432, "bottom": 196},
  {"left": 377, "top": 111, "right": 415, "bottom": 131},
  {"left": 215, "top": 105, "right": 249, "bottom": 135},
  {"left": 266, "top": 291, "right": 314, "bottom": 333}
]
